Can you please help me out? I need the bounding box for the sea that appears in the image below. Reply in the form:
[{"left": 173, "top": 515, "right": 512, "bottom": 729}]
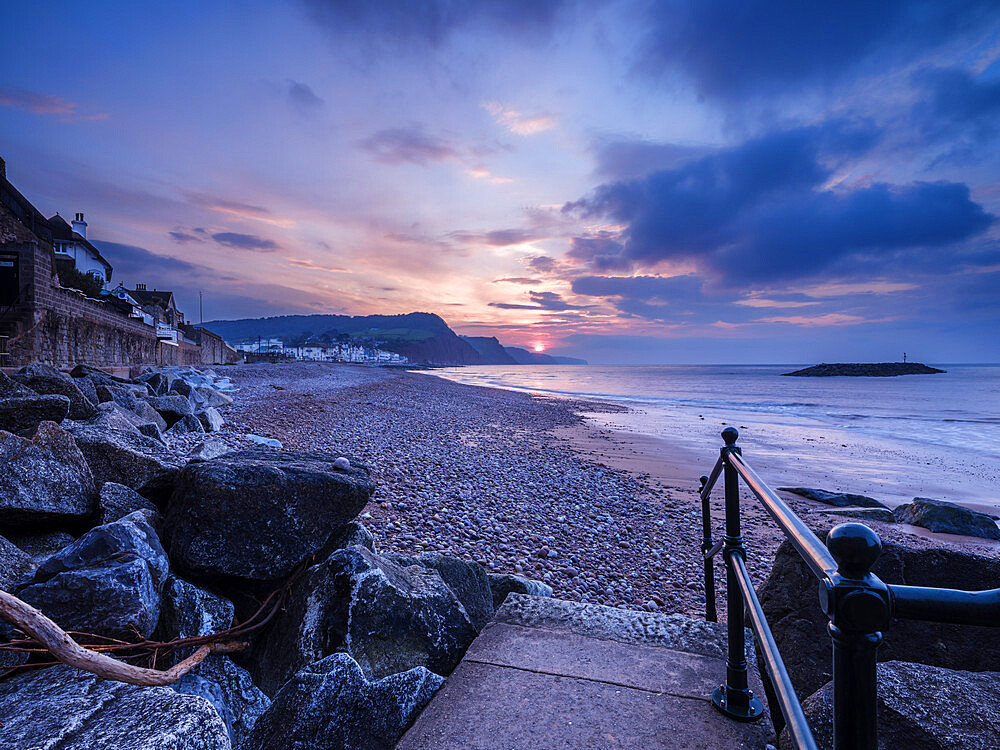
[{"left": 430, "top": 364, "right": 1000, "bottom": 511}]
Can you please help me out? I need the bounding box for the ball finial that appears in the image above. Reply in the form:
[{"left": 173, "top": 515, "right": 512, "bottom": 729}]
[
  {"left": 827, "top": 523, "right": 882, "bottom": 579},
  {"left": 721, "top": 427, "right": 739, "bottom": 445}
]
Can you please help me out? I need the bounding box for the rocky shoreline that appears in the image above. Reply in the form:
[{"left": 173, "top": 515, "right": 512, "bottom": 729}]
[{"left": 782, "top": 362, "right": 946, "bottom": 376}]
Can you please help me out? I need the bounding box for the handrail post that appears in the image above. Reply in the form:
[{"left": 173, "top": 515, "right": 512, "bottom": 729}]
[
  {"left": 712, "top": 427, "right": 764, "bottom": 721},
  {"left": 821, "top": 524, "right": 892, "bottom": 750},
  {"left": 699, "top": 474, "right": 718, "bottom": 623}
]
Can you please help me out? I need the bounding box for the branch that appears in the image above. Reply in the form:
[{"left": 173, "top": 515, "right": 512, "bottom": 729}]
[{"left": 0, "top": 589, "right": 246, "bottom": 686}]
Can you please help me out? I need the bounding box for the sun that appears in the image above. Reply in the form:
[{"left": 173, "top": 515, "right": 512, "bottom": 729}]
[{"left": 532, "top": 342, "right": 546, "bottom": 353}]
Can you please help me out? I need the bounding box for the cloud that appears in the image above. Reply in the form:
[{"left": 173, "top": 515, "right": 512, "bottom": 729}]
[
  {"left": 489, "top": 290, "right": 592, "bottom": 311},
  {"left": 493, "top": 277, "right": 541, "bottom": 284},
  {"left": 756, "top": 312, "right": 871, "bottom": 326},
  {"left": 451, "top": 228, "right": 538, "bottom": 246},
  {"left": 466, "top": 166, "right": 514, "bottom": 184},
  {"left": 636, "top": 1, "right": 999, "bottom": 102},
  {"left": 287, "top": 257, "right": 350, "bottom": 273},
  {"left": 526, "top": 255, "right": 558, "bottom": 273},
  {"left": 910, "top": 66, "right": 1000, "bottom": 161},
  {"left": 93, "top": 241, "right": 201, "bottom": 278},
  {"left": 359, "top": 124, "right": 460, "bottom": 165},
  {"left": 483, "top": 101, "right": 558, "bottom": 135},
  {"left": 0, "top": 86, "right": 107, "bottom": 120},
  {"left": 287, "top": 80, "right": 324, "bottom": 115},
  {"left": 211, "top": 232, "right": 279, "bottom": 252},
  {"left": 565, "top": 121, "right": 993, "bottom": 284},
  {"left": 571, "top": 274, "right": 704, "bottom": 302},
  {"left": 182, "top": 192, "right": 292, "bottom": 227},
  {"left": 591, "top": 138, "right": 710, "bottom": 180},
  {"left": 168, "top": 228, "right": 208, "bottom": 244},
  {"left": 300, "top": 0, "right": 569, "bottom": 49}
]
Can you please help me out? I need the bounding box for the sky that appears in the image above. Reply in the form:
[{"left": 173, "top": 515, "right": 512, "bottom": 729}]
[{"left": 1, "top": 0, "right": 999, "bottom": 364}]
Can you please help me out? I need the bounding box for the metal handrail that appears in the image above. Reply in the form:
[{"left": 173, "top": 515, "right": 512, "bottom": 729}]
[{"left": 700, "top": 426, "right": 1000, "bottom": 750}]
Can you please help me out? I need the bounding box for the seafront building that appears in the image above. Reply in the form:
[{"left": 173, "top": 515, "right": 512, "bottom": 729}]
[{"left": 232, "top": 339, "right": 408, "bottom": 364}]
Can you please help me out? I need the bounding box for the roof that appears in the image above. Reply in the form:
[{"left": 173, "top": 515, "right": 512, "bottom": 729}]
[
  {"left": 131, "top": 288, "right": 176, "bottom": 309},
  {"left": 46, "top": 213, "right": 114, "bottom": 273},
  {"left": 0, "top": 168, "right": 52, "bottom": 241}
]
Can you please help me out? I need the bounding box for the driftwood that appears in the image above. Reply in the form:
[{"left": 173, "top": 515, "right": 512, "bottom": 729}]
[{"left": 0, "top": 588, "right": 247, "bottom": 686}]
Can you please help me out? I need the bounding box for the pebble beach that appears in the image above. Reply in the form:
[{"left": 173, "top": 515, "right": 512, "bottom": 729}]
[{"left": 191, "top": 362, "right": 794, "bottom": 615}]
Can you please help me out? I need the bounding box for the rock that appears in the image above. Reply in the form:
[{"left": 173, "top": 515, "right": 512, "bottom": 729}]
[
  {"left": 759, "top": 525, "right": 1000, "bottom": 701},
  {"left": 138, "top": 371, "right": 171, "bottom": 396},
  {"left": 197, "top": 407, "right": 225, "bottom": 432},
  {"left": 0, "top": 664, "right": 230, "bottom": 750},
  {"left": 159, "top": 575, "right": 235, "bottom": 644},
  {"left": 0, "top": 535, "right": 34, "bottom": 589},
  {"left": 16, "top": 510, "right": 169, "bottom": 640},
  {"left": 98, "top": 481, "right": 158, "bottom": 525},
  {"left": 173, "top": 656, "right": 270, "bottom": 749},
  {"left": 164, "top": 449, "right": 375, "bottom": 584},
  {"left": 167, "top": 413, "right": 207, "bottom": 436},
  {"left": 96, "top": 382, "right": 142, "bottom": 411},
  {"left": 134, "top": 399, "right": 169, "bottom": 431},
  {"left": 12, "top": 363, "right": 97, "bottom": 420},
  {"left": 170, "top": 378, "right": 197, "bottom": 400},
  {"left": 785, "top": 661, "right": 1000, "bottom": 750},
  {"left": 487, "top": 572, "right": 554, "bottom": 609},
  {"left": 69, "top": 363, "right": 135, "bottom": 384},
  {"left": 0, "top": 371, "right": 37, "bottom": 398},
  {"left": 73, "top": 374, "right": 100, "bottom": 406},
  {"left": 782, "top": 362, "right": 946, "bottom": 377},
  {"left": 245, "top": 433, "right": 281, "bottom": 448},
  {"left": 189, "top": 439, "right": 233, "bottom": 461},
  {"left": 87, "top": 401, "right": 148, "bottom": 434},
  {"left": 334, "top": 456, "right": 351, "bottom": 470},
  {"left": 137, "top": 422, "right": 166, "bottom": 443},
  {"left": 6, "top": 530, "right": 75, "bottom": 559},
  {"left": 384, "top": 552, "right": 494, "bottom": 631},
  {"left": 329, "top": 520, "right": 375, "bottom": 552},
  {"left": 248, "top": 546, "right": 476, "bottom": 694},
  {"left": 146, "top": 394, "right": 195, "bottom": 426},
  {"left": 0, "top": 421, "right": 96, "bottom": 528},
  {"left": 0, "top": 394, "right": 70, "bottom": 435},
  {"left": 778, "top": 487, "right": 888, "bottom": 509},
  {"left": 196, "top": 386, "right": 234, "bottom": 408},
  {"left": 243, "top": 653, "right": 443, "bottom": 750},
  {"left": 64, "top": 422, "right": 184, "bottom": 499},
  {"left": 893, "top": 497, "right": 1000, "bottom": 540},
  {"left": 810, "top": 507, "right": 896, "bottom": 523}
]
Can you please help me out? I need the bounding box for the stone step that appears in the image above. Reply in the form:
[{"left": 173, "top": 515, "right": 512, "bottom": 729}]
[{"left": 398, "top": 595, "right": 773, "bottom": 750}]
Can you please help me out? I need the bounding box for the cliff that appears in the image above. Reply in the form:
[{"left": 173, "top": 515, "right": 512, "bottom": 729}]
[
  {"left": 459, "top": 337, "right": 518, "bottom": 364},
  {"left": 504, "top": 347, "right": 587, "bottom": 365},
  {"left": 782, "top": 362, "right": 946, "bottom": 377}
]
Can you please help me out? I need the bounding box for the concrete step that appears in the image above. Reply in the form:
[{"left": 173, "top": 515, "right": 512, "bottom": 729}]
[{"left": 398, "top": 595, "right": 773, "bottom": 750}]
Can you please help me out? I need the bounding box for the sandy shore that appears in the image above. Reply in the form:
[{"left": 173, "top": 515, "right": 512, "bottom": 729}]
[{"left": 202, "top": 362, "right": 997, "bottom": 616}]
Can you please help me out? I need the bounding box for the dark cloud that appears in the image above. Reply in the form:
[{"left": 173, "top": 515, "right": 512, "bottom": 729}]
[
  {"left": 300, "top": 0, "right": 569, "bottom": 49},
  {"left": 526, "top": 255, "right": 558, "bottom": 273},
  {"left": 287, "top": 80, "right": 324, "bottom": 115},
  {"left": 360, "top": 124, "right": 460, "bottom": 165},
  {"left": 450, "top": 229, "right": 538, "bottom": 246},
  {"left": 565, "top": 121, "right": 992, "bottom": 284},
  {"left": 493, "top": 277, "right": 541, "bottom": 284},
  {"left": 93, "top": 241, "right": 200, "bottom": 277},
  {"left": 566, "top": 236, "right": 628, "bottom": 271},
  {"left": 168, "top": 227, "right": 208, "bottom": 244},
  {"left": 637, "top": 1, "right": 998, "bottom": 102},
  {"left": 212, "top": 232, "right": 279, "bottom": 252},
  {"left": 183, "top": 192, "right": 274, "bottom": 218},
  {"left": 489, "top": 290, "right": 591, "bottom": 311},
  {"left": 911, "top": 67, "right": 1000, "bottom": 161},
  {"left": 572, "top": 274, "right": 703, "bottom": 301},
  {"left": 592, "top": 138, "right": 709, "bottom": 180}
]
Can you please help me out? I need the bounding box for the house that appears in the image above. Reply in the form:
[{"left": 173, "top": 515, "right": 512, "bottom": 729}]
[
  {"left": 48, "top": 212, "right": 113, "bottom": 285},
  {"left": 130, "top": 285, "right": 185, "bottom": 327}
]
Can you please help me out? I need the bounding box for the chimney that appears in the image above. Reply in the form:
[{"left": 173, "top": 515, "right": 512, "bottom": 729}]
[
  {"left": 72, "top": 212, "right": 87, "bottom": 238},
  {"left": 136, "top": 283, "right": 146, "bottom": 291}
]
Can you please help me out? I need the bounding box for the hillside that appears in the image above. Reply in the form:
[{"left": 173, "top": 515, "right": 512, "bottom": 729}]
[
  {"left": 504, "top": 346, "right": 588, "bottom": 365},
  {"left": 460, "top": 336, "right": 518, "bottom": 364},
  {"left": 203, "top": 312, "right": 483, "bottom": 365}
]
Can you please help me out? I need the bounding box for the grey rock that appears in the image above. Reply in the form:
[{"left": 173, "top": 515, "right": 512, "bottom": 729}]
[
  {"left": 0, "top": 535, "right": 34, "bottom": 589},
  {"left": 0, "top": 371, "right": 37, "bottom": 398},
  {"left": 167, "top": 413, "right": 207, "bottom": 436},
  {"left": 0, "top": 394, "right": 70, "bottom": 435},
  {"left": 17, "top": 510, "right": 169, "bottom": 640},
  {"left": 487, "top": 572, "right": 554, "bottom": 609},
  {"left": 197, "top": 386, "right": 234, "bottom": 408},
  {"left": 96, "top": 382, "right": 142, "bottom": 411},
  {"left": 189, "top": 439, "right": 233, "bottom": 461},
  {"left": 69, "top": 363, "right": 135, "bottom": 385},
  {"left": 146, "top": 394, "right": 195, "bottom": 426},
  {"left": 73, "top": 375, "right": 100, "bottom": 406},
  {"left": 98, "top": 481, "right": 158, "bottom": 525},
  {"left": 759, "top": 527, "right": 1000, "bottom": 701},
  {"left": 134, "top": 399, "right": 169, "bottom": 431},
  {"left": 138, "top": 422, "right": 166, "bottom": 443},
  {"left": 6, "top": 530, "right": 75, "bottom": 559},
  {"left": 138, "top": 371, "right": 171, "bottom": 396},
  {"left": 0, "top": 664, "right": 230, "bottom": 750},
  {"left": 13, "top": 363, "right": 97, "bottom": 420},
  {"left": 0, "top": 421, "right": 96, "bottom": 528},
  {"left": 810, "top": 507, "right": 897, "bottom": 523},
  {"left": 159, "top": 575, "right": 235, "bottom": 645},
  {"left": 197, "top": 407, "right": 225, "bottom": 432},
  {"left": 243, "top": 653, "right": 442, "bottom": 750},
  {"left": 329, "top": 520, "right": 375, "bottom": 551},
  {"left": 778, "top": 487, "right": 888, "bottom": 509},
  {"left": 173, "top": 657, "right": 270, "bottom": 749},
  {"left": 171, "top": 378, "right": 197, "bottom": 399},
  {"left": 248, "top": 546, "right": 476, "bottom": 694},
  {"left": 86, "top": 400, "right": 147, "bottom": 435},
  {"left": 893, "top": 497, "right": 1000, "bottom": 540},
  {"left": 385, "top": 552, "right": 494, "bottom": 631},
  {"left": 786, "top": 661, "right": 1000, "bottom": 750},
  {"left": 164, "top": 449, "right": 374, "bottom": 584},
  {"left": 64, "top": 421, "right": 184, "bottom": 498}
]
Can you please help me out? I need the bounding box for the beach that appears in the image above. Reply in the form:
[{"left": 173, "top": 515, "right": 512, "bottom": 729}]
[{"left": 206, "top": 362, "right": 999, "bottom": 616}]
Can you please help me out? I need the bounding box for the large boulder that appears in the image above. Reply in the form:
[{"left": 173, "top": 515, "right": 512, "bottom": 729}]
[
  {"left": 64, "top": 422, "right": 184, "bottom": 499},
  {"left": 159, "top": 575, "right": 235, "bottom": 646},
  {"left": 785, "top": 661, "right": 1000, "bottom": 750},
  {"left": 247, "top": 546, "right": 477, "bottom": 694},
  {"left": 0, "top": 371, "right": 37, "bottom": 398},
  {"left": 893, "top": 497, "right": 1000, "bottom": 540},
  {"left": 487, "top": 572, "right": 554, "bottom": 609},
  {"left": 197, "top": 407, "right": 225, "bottom": 432},
  {"left": 758, "top": 522, "right": 1000, "bottom": 701},
  {"left": 243, "top": 653, "right": 442, "bottom": 750},
  {"left": 0, "top": 421, "right": 96, "bottom": 528},
  {"left": 167, "top": 414, "right": 207, "bottom": 436},
  {"left": 98, "top": 481, "right": 158, "bottom": 525},
  {"left": 384, "top": 551, "right": 495, "bottom": 631},
  {"left": 0, "top": 394, "right": 70, "bottom": 435},
  {"left": 778, "top": 487, "right": 889, "bottom": 509},
  {"left": 16, "top": 510, "right": 169, "bottom": 640},
  {"left": 173, "top": 657, "right": 270, "bottom": 750},
  {"left": 138, "top": 371, "right": 171, "bottom": 396},
  {"left": 0, "top": 535, "right": 34, "bottom": 589},
  {"left": 0, "top": 664, "right": 230, "bottom": 750},
  {"left": 197, "top": 386, "right": 234, "bottom": 409},
  {"left": 146, "top": 394, "right": 195, "bottom": 426},
  {"left": 12, "top": 363, "right": 97, "bottom": 420},
  {"left": 164, "top": 450, "right": 375, "bottom": 584},
  {"left": 96, "top": 382, "right": 144, "bottom": 411}
]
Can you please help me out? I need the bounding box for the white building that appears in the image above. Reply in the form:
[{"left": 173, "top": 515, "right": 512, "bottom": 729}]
[{"left": 48, "top": 212, "right": 113, "bottom": 285}]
